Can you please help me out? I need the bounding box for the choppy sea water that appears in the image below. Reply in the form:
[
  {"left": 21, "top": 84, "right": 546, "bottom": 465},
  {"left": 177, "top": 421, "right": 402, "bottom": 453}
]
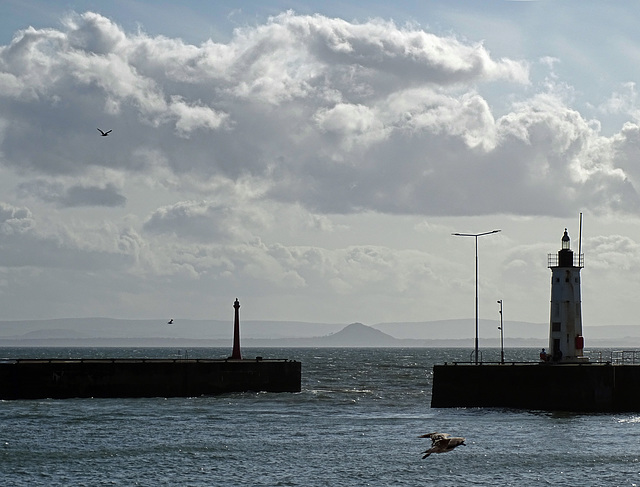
[{"left": 0, "top": 347, "right": 639, "bottom": 486}]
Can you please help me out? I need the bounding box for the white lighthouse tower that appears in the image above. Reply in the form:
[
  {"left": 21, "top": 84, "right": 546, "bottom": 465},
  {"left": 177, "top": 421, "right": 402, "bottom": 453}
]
[{"left": 547, "top": 228, "right": 587, "bottom": 362}]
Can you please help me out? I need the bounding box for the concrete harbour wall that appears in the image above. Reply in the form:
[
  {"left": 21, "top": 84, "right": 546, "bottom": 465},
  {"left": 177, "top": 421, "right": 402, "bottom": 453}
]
[
  {"left": 432, "top": 363, "right": 640, "bottom": 412},
  {"left": 0, "top": 358, "right": 301, "bottom": 399}
]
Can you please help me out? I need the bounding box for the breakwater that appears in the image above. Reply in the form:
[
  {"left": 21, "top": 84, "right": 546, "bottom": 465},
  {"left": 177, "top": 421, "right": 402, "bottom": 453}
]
[
  {"left": 431, "top": 362, "right": 640, "bottom": 412},
  {"left": 0, "top": 357, "right": 301, "bottom": 399}
]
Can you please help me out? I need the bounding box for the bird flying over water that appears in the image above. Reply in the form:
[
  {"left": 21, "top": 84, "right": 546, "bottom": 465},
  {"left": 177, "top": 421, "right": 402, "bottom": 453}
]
[
  {"left": 97, "top": 128, "right": 112, "bottom": 136},
  {"left": 167, "top": 319, "right": 174, "bottom": 324},
  {"left": 419, "top": 432, "right": 466, "bottom": 458}
]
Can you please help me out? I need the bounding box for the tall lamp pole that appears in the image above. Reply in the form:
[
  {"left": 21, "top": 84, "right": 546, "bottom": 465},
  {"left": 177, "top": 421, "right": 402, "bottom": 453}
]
[
  {"left": 452, "top": 229, "right": 501, "bottom": 364},
  {"left": 497, "top": 299, "right": 504, "bottom": 364}
]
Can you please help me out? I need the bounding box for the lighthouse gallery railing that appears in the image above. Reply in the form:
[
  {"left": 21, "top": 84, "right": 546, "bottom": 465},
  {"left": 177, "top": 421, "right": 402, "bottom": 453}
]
[{"left": 547, "top": 253, "right": 584, "bottom": 268}]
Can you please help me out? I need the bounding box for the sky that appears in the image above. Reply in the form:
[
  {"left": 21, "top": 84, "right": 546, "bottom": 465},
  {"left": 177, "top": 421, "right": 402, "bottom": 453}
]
[{"left": 2, "top": 1, "right": 640, "bottom": 335}]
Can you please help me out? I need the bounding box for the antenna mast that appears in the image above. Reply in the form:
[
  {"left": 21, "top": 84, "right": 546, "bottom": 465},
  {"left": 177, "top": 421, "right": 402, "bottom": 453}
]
[{"left": 578, "top": 212, "right": 583, "bottom": 265}]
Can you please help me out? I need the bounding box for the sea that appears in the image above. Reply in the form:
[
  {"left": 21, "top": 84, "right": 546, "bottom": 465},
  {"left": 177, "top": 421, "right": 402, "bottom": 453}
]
[{"left": 0, "top": 347, "right": 639, "bottom": 486}]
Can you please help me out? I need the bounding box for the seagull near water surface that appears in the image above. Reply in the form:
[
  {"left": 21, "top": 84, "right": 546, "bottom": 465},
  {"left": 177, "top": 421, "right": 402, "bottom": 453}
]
[
  {"left": 419, "top": 432, "right": 466, "bottom": 459},
  {"left": 97, "top": 128, "right": 112, "bottom": 136}
]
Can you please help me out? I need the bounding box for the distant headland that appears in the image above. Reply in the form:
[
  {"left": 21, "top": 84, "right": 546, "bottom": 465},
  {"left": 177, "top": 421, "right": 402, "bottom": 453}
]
[{"left": 1, "top": 318, "right": 639, "bottom": 347}]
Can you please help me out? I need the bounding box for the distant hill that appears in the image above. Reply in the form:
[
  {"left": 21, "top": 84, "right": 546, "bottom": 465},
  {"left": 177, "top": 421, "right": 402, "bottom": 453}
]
[
  {"left": 311, "top": 322, "right": 399, "bottom": 347},
  {"left": 0, "top": 317, "right": 344, "bottom": 340}
]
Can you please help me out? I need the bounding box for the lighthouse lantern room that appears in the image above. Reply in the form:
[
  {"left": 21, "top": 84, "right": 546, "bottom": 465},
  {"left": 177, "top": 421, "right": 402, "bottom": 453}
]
[{"left": 547, "top": 228, "right": 587, "bottom": 363}]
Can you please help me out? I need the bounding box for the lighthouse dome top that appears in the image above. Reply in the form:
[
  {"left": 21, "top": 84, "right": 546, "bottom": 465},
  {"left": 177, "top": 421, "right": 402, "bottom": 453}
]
[
  {"left": 548, "top": 227, "right": 583, "bottom": 268},
  {"left": 562, "top": 228, "right": 570, "bottom": 250}
]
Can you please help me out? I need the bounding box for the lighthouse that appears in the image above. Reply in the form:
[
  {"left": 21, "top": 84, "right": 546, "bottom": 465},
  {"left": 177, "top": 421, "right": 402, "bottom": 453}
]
[
  {"left": 432, "top": 219, "right": 640, "bottom": 411},
  {"left": 547, "top": 228, "right": 587, "bottom": 362},
  {"left": 231, "top": 298, "right": 242, "bottom": 359}
]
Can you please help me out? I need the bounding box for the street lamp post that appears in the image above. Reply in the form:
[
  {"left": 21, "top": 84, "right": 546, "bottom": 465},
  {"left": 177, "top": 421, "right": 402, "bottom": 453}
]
[
  {"left": 452, "top": 229, "right": 501, "bottom": 364},
  {"left": 497, "top": 299, "right": 504, "bottom": 364}
]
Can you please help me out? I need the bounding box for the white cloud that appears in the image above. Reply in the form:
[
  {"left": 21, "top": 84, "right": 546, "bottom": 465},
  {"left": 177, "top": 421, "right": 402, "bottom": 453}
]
[
  {"left": 0, "top": 202, "right": 34, "bottom": 235},
  {"left": 1, "top": 10, "right": 638, "bottom": 217},
  {"left": 2, "top": 8, "right": 640, "bottom": 324},
  {"left": 599, "top": 82, "right": 640, "bottom": 122}
]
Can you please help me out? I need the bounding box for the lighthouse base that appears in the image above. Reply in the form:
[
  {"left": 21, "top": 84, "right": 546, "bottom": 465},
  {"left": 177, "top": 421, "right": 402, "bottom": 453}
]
[{"left": 432, "top": 363, "right": 640, "bottom": 412}]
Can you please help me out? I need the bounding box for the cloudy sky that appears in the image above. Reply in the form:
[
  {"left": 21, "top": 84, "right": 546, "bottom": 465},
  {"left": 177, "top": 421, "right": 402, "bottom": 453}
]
[{"left": 2, "top": 1, "right": 640, "bottom": 335}]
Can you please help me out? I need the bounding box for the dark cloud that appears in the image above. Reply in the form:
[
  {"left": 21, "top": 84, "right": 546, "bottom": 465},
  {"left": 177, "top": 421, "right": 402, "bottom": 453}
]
[
  {"left": 0, "top": 201, "right": 138, "bottom": 270},
  {"left": 61, "top": 183, "right": 127, "bottom": 207},
  {"left": 18, "top": 180, "right": 126, "bottom": 207},
  {"left": 142, "top": 200, "right": 268, "bottom": 242}
]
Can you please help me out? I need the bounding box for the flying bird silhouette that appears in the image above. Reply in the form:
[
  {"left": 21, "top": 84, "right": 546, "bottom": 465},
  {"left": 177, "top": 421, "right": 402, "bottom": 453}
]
[
  {"left": 97, "top": 128, "right": 112, "bottom": 136},
  {"left": 167, "top": 319, "right": 174, "bottom": 325},
  {"left": 419, "top": 432, "right": 466, "bottom": 459}
]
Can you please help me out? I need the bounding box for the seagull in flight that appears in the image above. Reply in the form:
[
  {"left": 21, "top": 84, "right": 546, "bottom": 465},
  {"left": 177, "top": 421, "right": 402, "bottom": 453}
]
[
  {"left": 97, "top": 128, "right": 112, "bottom": 136},
  {"left": 419, "top": 432, "right": 466, "bottom": 459}
]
